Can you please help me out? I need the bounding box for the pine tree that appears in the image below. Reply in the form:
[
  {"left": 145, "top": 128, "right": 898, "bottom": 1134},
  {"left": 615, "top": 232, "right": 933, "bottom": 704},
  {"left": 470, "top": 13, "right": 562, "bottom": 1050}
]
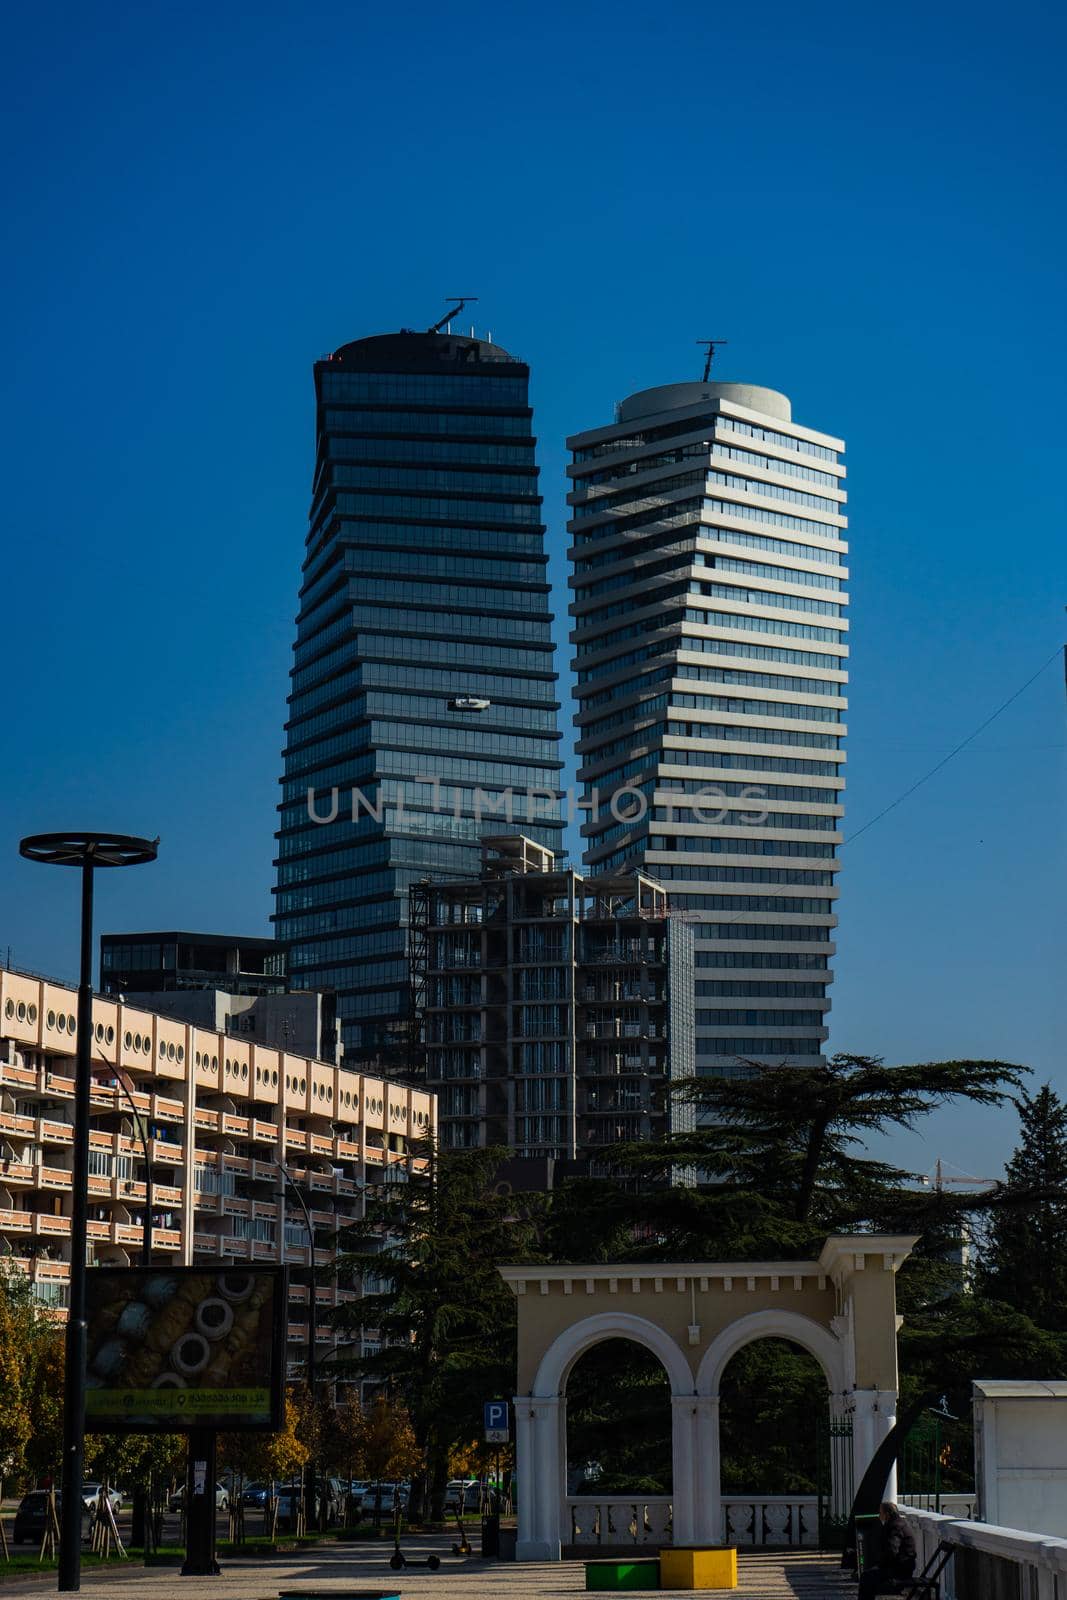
[
  {"left": 979, "top": 1085, "right": 1067, "bottom": 1331},
  {"left": 581, "top": 1053, "right": 1026, "bottom": 1260}
]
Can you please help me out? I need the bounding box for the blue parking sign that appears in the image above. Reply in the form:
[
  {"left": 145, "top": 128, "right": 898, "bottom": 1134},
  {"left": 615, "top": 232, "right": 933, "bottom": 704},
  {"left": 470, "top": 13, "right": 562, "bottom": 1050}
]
[{"left": 484, "top": 1399, "right": 509, "bottom": 1442}]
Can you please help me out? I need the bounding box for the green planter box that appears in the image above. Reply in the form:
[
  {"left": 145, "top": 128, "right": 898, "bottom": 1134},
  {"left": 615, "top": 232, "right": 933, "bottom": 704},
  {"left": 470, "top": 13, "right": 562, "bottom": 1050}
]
[{"left": 585, "top": 1557, "right": 660, "bottom": 1591}]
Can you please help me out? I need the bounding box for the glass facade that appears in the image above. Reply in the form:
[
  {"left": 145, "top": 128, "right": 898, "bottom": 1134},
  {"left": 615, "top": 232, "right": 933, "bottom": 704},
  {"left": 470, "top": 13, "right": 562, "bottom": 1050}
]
[
  {"left": 567, "top": 382, "right": 847, "bottom": 1072},
  {"left": 274, "top": 331, "right": 563, "bottom": 1068}
]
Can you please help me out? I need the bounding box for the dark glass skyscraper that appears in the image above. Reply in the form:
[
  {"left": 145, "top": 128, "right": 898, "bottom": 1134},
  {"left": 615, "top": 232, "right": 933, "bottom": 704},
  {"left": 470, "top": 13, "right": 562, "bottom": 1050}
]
[{"left": 273, "top": 330, "right": 564, "bottom": 1069}]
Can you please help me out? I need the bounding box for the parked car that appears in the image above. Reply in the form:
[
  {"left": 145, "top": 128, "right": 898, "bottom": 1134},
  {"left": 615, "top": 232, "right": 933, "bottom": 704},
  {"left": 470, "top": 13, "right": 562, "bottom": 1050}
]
[
  {"left": 444, "top": 1478, "right": 480, "bottom": 1512},
  {"left": 12, "top": 1492, "right": 88, "bottom": 1545},
  {"left": 81, "top": 1483, "right": 123, "bottom": 1514},
  {"left": 272, "top": 1481, "right": 331, "bottom": 1529},
  {"left": 167, "top": 1482, "right": 229, "bottom": 1512},
  {"left": 361, "top": 1482, "right": 407, "bottom": 1518},
  {"left": 240, "top": 1481, "right": 271, "bottom": 1509}
]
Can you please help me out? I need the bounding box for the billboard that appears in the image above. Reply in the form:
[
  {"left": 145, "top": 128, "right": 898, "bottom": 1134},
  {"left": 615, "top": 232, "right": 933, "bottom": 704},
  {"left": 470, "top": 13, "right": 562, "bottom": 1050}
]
[{"left": 83, "top": 1265, "right": 287, "bottom": 1432}]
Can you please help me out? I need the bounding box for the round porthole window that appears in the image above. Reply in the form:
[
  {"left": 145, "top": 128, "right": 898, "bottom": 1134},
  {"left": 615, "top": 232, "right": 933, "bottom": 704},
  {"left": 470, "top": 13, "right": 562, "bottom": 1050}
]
[
  {"left": 67, "top": 1015, "right": 76, "bottom": 1033},
  {"left": 106, "top": 1026, "right": 115, "bottom": 1044},
  {"left": 47, "top": 1010, "right": 57, "bottom": 1029},
  {"left": 176, "top": 1045, "right": 184, "bottom": 1063},
  {"left": 27, "top": 1005, "right": 37, "bottom": 1024},
  {"left": 4, "top": 999, "right": 13, "bottom": 1019},
  {"left": 56, "top": 1013, "right": 66, "bottom": 1032},
  {"left": 125, "top": 1031, "right": 133, "bottom": 1049}
]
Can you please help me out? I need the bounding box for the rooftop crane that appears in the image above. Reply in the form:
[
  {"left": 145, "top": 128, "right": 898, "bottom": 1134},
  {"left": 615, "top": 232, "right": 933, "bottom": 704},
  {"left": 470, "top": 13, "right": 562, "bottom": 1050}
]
[
  {"left": 696, "top": 338, "right": 728, "bottom": 382},
  {"left": 428, "top": 296, "right": 478, "bottom": 334}
]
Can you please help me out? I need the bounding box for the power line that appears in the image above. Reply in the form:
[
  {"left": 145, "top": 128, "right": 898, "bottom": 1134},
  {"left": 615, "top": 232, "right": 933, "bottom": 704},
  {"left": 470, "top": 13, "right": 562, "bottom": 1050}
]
[{"left": 844, "top": 644, "right": 1064, "bottom": 848}]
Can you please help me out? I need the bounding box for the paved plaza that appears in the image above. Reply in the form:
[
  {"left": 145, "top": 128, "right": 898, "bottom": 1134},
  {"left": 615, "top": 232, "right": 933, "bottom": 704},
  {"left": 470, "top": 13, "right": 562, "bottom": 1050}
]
[{"left": 0, "top": 1538, "right": 852, "bottom": 1598}]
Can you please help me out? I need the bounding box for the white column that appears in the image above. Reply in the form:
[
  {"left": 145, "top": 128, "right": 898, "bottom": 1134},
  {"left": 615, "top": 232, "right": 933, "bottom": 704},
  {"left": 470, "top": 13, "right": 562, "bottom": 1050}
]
[
  {"left": 850, "top": 1390, "right": 879, "bottom": 1507},
  {"left": 670, "top": 1395, "right": 698, "bottom": 1545},
  {"left": 515, "top": 1399, "right": 536, "bottom": 1559},
  {"left": 874, "top": 1390, "right": 898, "bottom": 1502},
  {"left": 515, "top": 1396, "right": 563, "bottom": 1561},
  {"left": 691, "top": 1396, "right": 721, "bottom": 1545},
  {"left": 850, "top": 1389, "right": 899, "bottom": 1506}
]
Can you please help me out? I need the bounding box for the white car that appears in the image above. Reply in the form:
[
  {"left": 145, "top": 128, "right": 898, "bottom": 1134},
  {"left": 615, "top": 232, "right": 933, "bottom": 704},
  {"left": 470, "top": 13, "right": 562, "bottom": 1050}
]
[
  {"left": 81, "top": 1484, "right": 123, "bottom": 1514},
  {"left": 168, "top": 1482, "right": 229, "bottom": 1512},
  {"left": 445, "top": 1478, "right": 480, "bottom": 1512}
]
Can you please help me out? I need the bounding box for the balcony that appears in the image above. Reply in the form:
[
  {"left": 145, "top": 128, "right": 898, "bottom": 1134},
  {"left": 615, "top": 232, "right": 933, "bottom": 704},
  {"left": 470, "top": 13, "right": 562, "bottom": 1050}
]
[
  {"left": 34, "top": 1213, "right": 70, "bottom": 1237},
  {"left": 0, "top": 1062, "right": 37, "bottom": 1090},
  {"left": 39, "top": 1165, "right": 73, "bottom": 1190},
  {"left": 152, "top": 1094, "right": 185, "bottom": 1122},
  {"left": 150, "top": 1138, "right": 183, "bottom": 1165},
  {"left": 35, "top": 1116, "right": 74, "bottom": 1145}
]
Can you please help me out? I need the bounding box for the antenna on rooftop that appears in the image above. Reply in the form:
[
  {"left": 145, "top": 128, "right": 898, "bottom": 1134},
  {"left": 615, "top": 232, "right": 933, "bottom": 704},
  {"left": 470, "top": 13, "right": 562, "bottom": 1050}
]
[
  {"left": 696, "top": 339, "right": 728, "bottom": 383},
  {"left": 428, "top": 296, "right": 479, "bottom": 334}
]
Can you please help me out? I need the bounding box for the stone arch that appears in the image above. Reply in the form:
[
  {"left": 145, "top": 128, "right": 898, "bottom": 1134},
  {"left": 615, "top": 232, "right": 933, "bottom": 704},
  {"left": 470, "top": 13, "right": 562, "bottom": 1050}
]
[
  {"left": 531, "top": 1310, "right": 694, "bottom": 1400},
  {"left": 697, "top": 1307, "right": 847, "bottom": 1399},
  {"left": 522, "top": 1313, "right": 699, "bottom": 1558}
]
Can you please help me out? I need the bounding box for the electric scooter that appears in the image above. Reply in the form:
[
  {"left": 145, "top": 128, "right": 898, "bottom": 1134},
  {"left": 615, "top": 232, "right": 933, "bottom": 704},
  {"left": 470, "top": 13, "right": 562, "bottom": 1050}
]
[{"left": 388, "top": 1499, "right": 441, "bottom": 1572}]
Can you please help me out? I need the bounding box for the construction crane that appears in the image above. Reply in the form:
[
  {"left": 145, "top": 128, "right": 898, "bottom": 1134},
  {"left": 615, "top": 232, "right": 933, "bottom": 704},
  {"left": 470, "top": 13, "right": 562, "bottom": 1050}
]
[
  {"left": 428, "top": 296, "right": 478, "bottom": 334},
  {"left": 696, "top": 338, "right": 728, "bottom": 383},
  {"left": 920, "top": 1157, "right": 998, "bottom": 1192}
]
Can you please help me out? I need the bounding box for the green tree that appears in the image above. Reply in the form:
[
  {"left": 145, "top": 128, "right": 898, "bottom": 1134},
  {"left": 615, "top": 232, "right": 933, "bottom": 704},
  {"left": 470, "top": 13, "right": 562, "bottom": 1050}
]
[
  {"left": 978, "top": 1085, "right": 1067, "bottom": 1331},
  {"left": 591, "top": 1054, "right": 1026, "bottom": 1258},
  {"left": 0, "top": 1268, "right": 34, "bottom": 1484},
  {"left": 0, "top": 1267, "right": 65, "bottom": 1489},
  {"left": 330, "top": 1140, "right": 541, "bottom": 1521}
]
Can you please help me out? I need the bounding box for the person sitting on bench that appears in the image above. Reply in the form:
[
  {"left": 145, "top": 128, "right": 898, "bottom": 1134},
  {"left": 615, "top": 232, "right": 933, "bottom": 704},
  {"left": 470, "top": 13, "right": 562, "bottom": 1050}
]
[{"left": 858, "top": 1502, "right": 918, "bottom": 1596}]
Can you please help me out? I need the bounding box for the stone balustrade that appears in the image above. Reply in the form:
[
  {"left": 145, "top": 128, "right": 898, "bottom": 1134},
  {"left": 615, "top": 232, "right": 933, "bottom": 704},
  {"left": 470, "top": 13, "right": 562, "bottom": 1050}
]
[
  {"left": 566, "top": 1496, "right": 672, "bottom": 1547},
  {"left": 723, "top": 1495, "right": 819, "bottom": 1546},
  {"left": 907, "top": 1506, "right": 1067, "bottom": 1599}
]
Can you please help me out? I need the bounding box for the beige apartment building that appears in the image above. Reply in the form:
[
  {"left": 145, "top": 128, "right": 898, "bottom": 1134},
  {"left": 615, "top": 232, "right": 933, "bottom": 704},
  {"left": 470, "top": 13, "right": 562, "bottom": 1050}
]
[{"left": 0, "top": 966, "right": 435, "bottom": 1377}]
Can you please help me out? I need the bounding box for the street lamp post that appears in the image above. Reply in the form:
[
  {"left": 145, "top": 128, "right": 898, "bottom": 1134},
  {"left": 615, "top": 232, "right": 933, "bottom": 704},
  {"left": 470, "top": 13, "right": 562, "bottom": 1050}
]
[
  {"left": 18, "top": 833, "right": 158, "bottom": 1594},
  {"left": 275, "top": 1160, "right": 319, "bottom": 1531}
]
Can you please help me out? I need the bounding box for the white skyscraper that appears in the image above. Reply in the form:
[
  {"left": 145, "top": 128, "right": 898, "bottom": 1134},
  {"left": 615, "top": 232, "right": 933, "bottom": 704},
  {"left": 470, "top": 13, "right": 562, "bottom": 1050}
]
[{"left": 567, "top": 379, "right": 847, "bottom": 1076}]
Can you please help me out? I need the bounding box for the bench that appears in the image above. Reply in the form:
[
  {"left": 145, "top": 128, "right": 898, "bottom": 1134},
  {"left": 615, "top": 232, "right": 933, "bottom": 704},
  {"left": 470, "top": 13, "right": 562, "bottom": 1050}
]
[{"left": 584, "top": 1556, "right": 661, "bottom": 1591}]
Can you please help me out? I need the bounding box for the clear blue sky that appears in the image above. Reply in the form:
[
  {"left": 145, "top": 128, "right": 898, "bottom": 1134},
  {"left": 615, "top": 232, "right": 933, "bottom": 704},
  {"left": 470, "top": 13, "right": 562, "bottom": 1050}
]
[{"left": 2, "top": 0, "right": 1063, "bottom": 1177}]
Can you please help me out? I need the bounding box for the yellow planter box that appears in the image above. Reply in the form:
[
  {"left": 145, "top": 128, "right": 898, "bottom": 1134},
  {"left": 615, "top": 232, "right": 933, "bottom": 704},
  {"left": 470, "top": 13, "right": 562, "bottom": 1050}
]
[{"left": 659, "top": 1545, "right": 738, "bottom": 1590}]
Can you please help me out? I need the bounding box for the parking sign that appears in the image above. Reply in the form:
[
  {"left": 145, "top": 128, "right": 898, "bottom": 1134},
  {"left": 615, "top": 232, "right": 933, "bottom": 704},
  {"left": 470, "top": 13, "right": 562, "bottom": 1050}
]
[{"left": 484, "top": 1399, "right": 509, "bottom": 1442}]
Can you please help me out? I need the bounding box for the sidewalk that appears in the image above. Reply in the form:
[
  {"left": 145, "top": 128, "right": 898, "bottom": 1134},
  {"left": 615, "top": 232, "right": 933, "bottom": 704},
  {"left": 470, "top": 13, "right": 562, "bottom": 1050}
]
[{"left": 0, "top": 1537, "right": 852, "bottom": 1597}]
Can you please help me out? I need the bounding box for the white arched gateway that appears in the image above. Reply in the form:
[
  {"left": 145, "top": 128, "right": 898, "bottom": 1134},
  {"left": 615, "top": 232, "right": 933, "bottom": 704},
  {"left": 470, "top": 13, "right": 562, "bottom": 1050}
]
[{"left": 500, "top": 1234, "right": 915, "bottom": 1561}]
